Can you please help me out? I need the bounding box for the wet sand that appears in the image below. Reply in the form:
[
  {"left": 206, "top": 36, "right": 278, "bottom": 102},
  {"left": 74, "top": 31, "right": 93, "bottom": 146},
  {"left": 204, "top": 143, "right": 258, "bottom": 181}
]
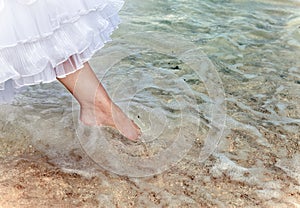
[{"left": 0, "top": 119, "right": 299, "bottom": 207}]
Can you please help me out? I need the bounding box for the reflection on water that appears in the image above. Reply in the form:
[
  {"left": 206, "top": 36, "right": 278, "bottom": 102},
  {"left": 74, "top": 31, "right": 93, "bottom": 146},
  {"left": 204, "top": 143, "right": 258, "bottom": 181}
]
[{"left": 0, "top": 0, "right": 299, "bottom": 206}]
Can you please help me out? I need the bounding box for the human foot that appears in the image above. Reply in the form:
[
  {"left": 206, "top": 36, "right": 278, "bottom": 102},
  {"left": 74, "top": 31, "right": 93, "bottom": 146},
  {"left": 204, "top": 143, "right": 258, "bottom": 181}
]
[
  {"left": 80, "top": 101, "right": 141, "bottom": 141},
  {"left": 110, "top": 104, "right": 141, "bottom": 141},
  {"left": 57, "top": 63, "right": 141, "bottom": 140}
]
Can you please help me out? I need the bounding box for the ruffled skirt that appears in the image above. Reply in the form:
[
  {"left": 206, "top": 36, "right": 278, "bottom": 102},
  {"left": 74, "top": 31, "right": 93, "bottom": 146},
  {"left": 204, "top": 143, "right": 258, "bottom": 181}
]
[{"left": 0, "top": 0, "right": 124, "bottom": 103}]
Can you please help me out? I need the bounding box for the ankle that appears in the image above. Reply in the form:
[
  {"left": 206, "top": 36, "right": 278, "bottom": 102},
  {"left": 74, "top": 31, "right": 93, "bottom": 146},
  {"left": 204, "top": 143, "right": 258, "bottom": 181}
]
[
  {"left": 79, "top": 95, "right": 112, "bottom": 113},
  {"left": 79, "top": 98, "right": 115, "bottom": 127}
]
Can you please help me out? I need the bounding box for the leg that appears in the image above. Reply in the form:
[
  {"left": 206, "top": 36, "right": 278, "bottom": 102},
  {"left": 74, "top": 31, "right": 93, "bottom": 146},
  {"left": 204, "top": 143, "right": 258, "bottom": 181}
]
[{"left": 57, "top": 62, "right": 141, "bottom": 141}]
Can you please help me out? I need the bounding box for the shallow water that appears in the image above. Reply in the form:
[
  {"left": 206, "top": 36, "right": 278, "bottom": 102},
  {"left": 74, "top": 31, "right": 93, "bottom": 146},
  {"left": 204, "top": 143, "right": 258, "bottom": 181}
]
[{"left": 0, "top": 0, "right": 300, "bottom": 207}]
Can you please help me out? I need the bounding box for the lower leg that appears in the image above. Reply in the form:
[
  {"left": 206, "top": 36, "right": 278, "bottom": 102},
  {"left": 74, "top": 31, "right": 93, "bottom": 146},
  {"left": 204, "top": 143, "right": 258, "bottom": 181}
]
[{"left": 57, "top": 62, "right": 141, "bottom": 141}]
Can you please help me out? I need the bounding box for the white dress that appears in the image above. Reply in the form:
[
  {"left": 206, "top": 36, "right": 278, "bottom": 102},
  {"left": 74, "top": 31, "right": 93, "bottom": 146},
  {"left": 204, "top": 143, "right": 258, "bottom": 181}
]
[{"left": 0, "top": 0, "right": 124, "bottom": 103}]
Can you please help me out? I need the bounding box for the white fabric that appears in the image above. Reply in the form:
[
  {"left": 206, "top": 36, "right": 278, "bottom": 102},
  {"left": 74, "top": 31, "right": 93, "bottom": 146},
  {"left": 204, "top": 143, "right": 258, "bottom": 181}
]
[{"left": 0, "top": 0, "right": 124, "bottom": 103}]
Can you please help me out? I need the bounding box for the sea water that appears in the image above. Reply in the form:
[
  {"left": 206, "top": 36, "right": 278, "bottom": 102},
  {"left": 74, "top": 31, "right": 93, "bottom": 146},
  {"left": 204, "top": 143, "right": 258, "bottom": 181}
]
[{"left": 0, "top": 0, "right": 299, "bottom": 206}]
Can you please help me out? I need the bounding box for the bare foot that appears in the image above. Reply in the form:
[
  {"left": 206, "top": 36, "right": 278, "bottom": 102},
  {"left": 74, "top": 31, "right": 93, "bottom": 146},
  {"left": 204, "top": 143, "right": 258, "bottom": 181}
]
[
  {"left": 57, "top": 62, "right": 140, "bottom": 141},
  {"left": 80, "top": 100, "right": 141, "bottom": 141}
]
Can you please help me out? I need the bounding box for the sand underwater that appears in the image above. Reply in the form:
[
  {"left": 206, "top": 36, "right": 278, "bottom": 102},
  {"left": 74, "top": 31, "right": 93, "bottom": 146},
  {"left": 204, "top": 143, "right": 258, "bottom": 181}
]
[{"left": 0, "top": 0, "right": 300, "bottom": 207}]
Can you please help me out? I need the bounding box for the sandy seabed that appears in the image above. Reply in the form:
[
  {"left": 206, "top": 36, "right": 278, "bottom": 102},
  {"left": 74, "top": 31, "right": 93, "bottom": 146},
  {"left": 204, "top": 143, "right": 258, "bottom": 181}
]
[
  {"left": 0, "top": 57, "right": 300, "bottom": 207},
  {"left": 0, "top": 125, "right": 299, "bottom": 208}
]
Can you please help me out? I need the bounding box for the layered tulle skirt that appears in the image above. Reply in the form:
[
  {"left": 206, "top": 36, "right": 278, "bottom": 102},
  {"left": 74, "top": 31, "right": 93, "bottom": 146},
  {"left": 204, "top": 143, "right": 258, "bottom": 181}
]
[{"left": 0, "top": 0, "right": 124, "bottom": 103}]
